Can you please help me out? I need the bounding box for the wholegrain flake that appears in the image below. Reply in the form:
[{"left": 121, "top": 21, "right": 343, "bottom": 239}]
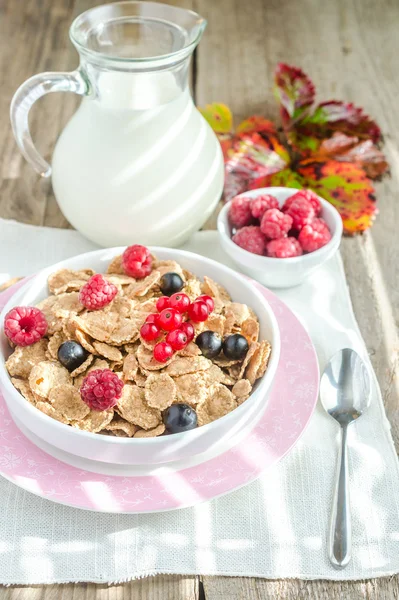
[
  {"left": 29, "top": 361, "right": 70, "bottom": 399},
  {"left": 69, "top": 353, "right": 94, "bottom": 378},
  {"left": 145, "top": 373, "right": 176, "bottom": 410},
  {"left": 104, "top": 415, "right": 138, "bottom": 437},
  {"left": 36, "top": 401, "right": 68, "bottom": 424},
  {"left": 232, "top": 379, "right": 252, "bottom": 398},
  {"left": 6, "top": 339, "right": 48, "bottom": 379},
  {"left": 165, "top": 355, "right": 211, "bottom": 376},
  {"left": 6, "top": 251, "right": 272, "bottom": 437},
  {"left": 123, "top": 353, "right": 139, "bottom": 380},
  {"left": 197, "top": 384, "right": 237, "bottom": 426},
  {"left": 93, "top": 340, "right": 123, "bottom": 362},
  {"left": 134, "top": 423, "right": 165, "bottom": 438},
  {"left": 46, "top": 331, "right": 69, "bottom": 360},
  {"left": 49, "top": 384, "right": 90, "bottom": 421},
  {"left": 125, "top": 271, "right": 160, "bottom": 297},
  {"left": 72, "top": 408, "right": 114, "bottom": 433},
  {"left": 117, "top": 384, "right": 161, "bottom": 429},
  {"left": 174, "top": 373, "right": 207, "bottom": 406},
  {"left": 12, "top": 377, "right": 37, "bottom": 405},
  {"left": 48, "top": 268, "right": 94, "bottom": 295}
]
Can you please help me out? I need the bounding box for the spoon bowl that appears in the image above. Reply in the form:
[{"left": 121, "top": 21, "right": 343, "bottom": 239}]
[{"left": 320, "top": 347, "right": 371, "bottom": 426}]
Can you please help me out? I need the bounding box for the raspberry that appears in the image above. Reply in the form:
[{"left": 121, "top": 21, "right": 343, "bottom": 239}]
[
  {"left": 229, "top": 196, "right": 253, "bottom": 228},
  {"left": 153, "top": 341, "right": 174, "bottom": 363},
  {"left": 250, "top": 194, "right": 279, "bottom": 219},
  {"left": 298, "top": 218, "right": 332, "bottom": 252},
  {"left": 260, "top": 208, "right": 293, "bottom": 240},
  {"left": 284, "top": 190, "right": 322, "bottom": 216},
  {"left": 267, "top": 237, "right": 303, "bottom": 258},
  {"left": 80, "top": 369, "right": 124, "bottom": 411},
  {"left": 79, "top": 274, "right": 117, "bottom": 310},
  {"left": 284, "top": 198, "right": 315, "bottom": 230},
  {"left": 4, "top": 306, "right": 47, "bottom": 347},
  {"left": 232, "top": 226, "right": 266, "bottom": 255},
  {"left": 122, "top": 244, "right": 152, "bottom": 278},
  {"left": 188, "top": 301, "right": 209, "bottom": 323}
]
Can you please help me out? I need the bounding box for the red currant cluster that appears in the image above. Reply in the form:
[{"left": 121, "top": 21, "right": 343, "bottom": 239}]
[{"left": 140, "top": 293, "right": 215, "bottom": 363}]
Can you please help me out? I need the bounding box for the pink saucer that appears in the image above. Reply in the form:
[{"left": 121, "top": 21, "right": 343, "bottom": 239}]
[{"left": 0, "top": 280, "right": 319, "bottom": 513}]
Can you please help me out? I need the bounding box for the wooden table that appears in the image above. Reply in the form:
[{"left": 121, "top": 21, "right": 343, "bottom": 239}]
[{"left": 1, "top": 0, "right": 398, "bottom": 597}]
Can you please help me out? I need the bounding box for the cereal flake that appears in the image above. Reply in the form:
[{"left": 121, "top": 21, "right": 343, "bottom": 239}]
[
  {"left": 29, "top": 361, "right": 70, "bottom": 399},
  {"left": 117, "top": 384, "right": 161, "bottom": 429},
  {"left": 144, "top": 373, "right": 176, "bottom": 410}
]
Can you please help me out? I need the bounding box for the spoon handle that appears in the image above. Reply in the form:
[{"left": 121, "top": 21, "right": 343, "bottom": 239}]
[{"left": 329, "top": 425, "right": 351, "bottom": 569}]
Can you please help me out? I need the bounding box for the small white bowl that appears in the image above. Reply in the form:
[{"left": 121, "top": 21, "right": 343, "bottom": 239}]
[
  {"left": 0, "top": 247, "right": 280, "bottom": 466},
  {"left": 218, "top": 187, "right": 343, "bottom": 288}
]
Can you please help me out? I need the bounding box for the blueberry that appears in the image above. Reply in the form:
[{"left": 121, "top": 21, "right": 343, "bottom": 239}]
[
  {"left": 159, "top": 272, "right": 184, "bottom": 296},
  {"left": 196, "top": 330, "right": 222, "bottom": 359},
  {"left": 164, "top": 403, "right": 197, "bottom": 434},
  {"left": 222, "top": 334, "right": 249, "bottom": 360},
  {"left": 58, "top": 341, "right": 89, "bottom": 372}
]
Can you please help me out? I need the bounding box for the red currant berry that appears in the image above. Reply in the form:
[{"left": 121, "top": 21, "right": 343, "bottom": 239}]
[
  {"left": 196, "top": 294, "right": 215, "bottom": 313},
  {"left": 140, "top": 322, "right": 161, "bottom": 342},
  {"left": 153, "top": 342, "right": 174, "bottom": 363},
  {"left": 168, "top": 292, "right": 190, "bottom": 313},
  {"left": 188, "top": 301, "right": 209, "bottom": 323},
  {"left": 145, "top": 313, "right": 160, "bottom": 325},
  {"left": 180, "top": 321, "right": 195, "bottom": 342},
  {"left": 156, "top": 296, "right": 170, "bottom": 312},
  {"left": 158, "top": 308, "right": 183, "bottom": 331},
  {"left": 166, "top": 329, "right": 188, "bottom": 351}
]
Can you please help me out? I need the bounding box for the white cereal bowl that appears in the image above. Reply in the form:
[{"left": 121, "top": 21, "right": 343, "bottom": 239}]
[
  {"left": 218, "top": 187, "right": 343, "bottom": 288},
  {"left": 0, "top": 247, "right": 280, "bottom": 466}
]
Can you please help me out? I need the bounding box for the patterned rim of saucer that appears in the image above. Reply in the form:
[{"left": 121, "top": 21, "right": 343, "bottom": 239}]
[{"left": 0, "top": 280, "right": 319, "bottom": 513}]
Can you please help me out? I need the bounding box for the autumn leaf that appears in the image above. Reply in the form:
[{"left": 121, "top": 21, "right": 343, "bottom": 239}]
[
  {"left": 316, "top": 133, "right": 389, "bottom": 179},
  {"left": 274, "top": 63, "right": 315, "bottom": 126},
  {"left": 274, "top": 65, "right": 385, "bottom": 171},
  {"left": 286, "top": 100, "right": 383, "bottom": 154},
  {"left": 248, "top": 168, "right": 304, "bottom": 191},
  {"left": 297, "top": 160, "right": 378, "bottom": 233},
  {"left": 198, "top": 103, "right": 233, "bottom": 134},
  {"left": 222, "top": 130, "right": 290, "bottom": 200}
]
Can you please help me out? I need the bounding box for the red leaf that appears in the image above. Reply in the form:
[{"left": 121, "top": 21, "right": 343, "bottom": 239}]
[
  {"left": 274, "top": 63, "right": 315, "bottom": 126},
  {"left": 221, "top": 121, "right": 291, "bottom": 201},
  {"left": 312, "top": 101, "right": 381, "bottom": 142},
  {"left": 289, "top": 101, "right": 383, "bottom": 154},
  {"left": 316, "top": 133, "right": 389, "bottom": 179},
  {"left": 297, "top": 159, "right": 377, "bottom": 234}
]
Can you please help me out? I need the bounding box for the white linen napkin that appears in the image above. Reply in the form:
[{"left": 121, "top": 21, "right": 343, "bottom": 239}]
[{"left": 0, "top": 217, "right": 399, "bottom": 584}]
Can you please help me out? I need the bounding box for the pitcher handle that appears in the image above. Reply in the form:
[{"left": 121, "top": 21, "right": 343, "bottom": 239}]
[{"left": 10, "top": 70, "right": 89, "bottom": 178}]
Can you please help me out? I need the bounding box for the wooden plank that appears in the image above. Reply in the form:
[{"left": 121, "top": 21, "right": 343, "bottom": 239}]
[
  {"left": 2, "top": 576, "right": 199, "bottom": 600},
  {"left": 195, "top": 0, "right": 399, "bottom": 597},
  {"left": 0, "top": 0, "right": 75, "bottom": 227}
]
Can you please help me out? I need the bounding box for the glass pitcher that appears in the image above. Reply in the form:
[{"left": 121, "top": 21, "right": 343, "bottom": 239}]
[{"left": 10, "top": 1, "right": 224, "bottom": 247}]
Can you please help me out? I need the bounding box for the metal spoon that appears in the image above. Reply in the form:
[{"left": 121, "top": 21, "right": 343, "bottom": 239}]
[{"left": 320, "top": 348, "right": 371, "bottom": 569}]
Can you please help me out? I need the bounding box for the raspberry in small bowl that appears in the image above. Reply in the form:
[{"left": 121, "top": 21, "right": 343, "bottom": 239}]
[{"left": 217, "top": 187, "right": 343, "bottom": 288}]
